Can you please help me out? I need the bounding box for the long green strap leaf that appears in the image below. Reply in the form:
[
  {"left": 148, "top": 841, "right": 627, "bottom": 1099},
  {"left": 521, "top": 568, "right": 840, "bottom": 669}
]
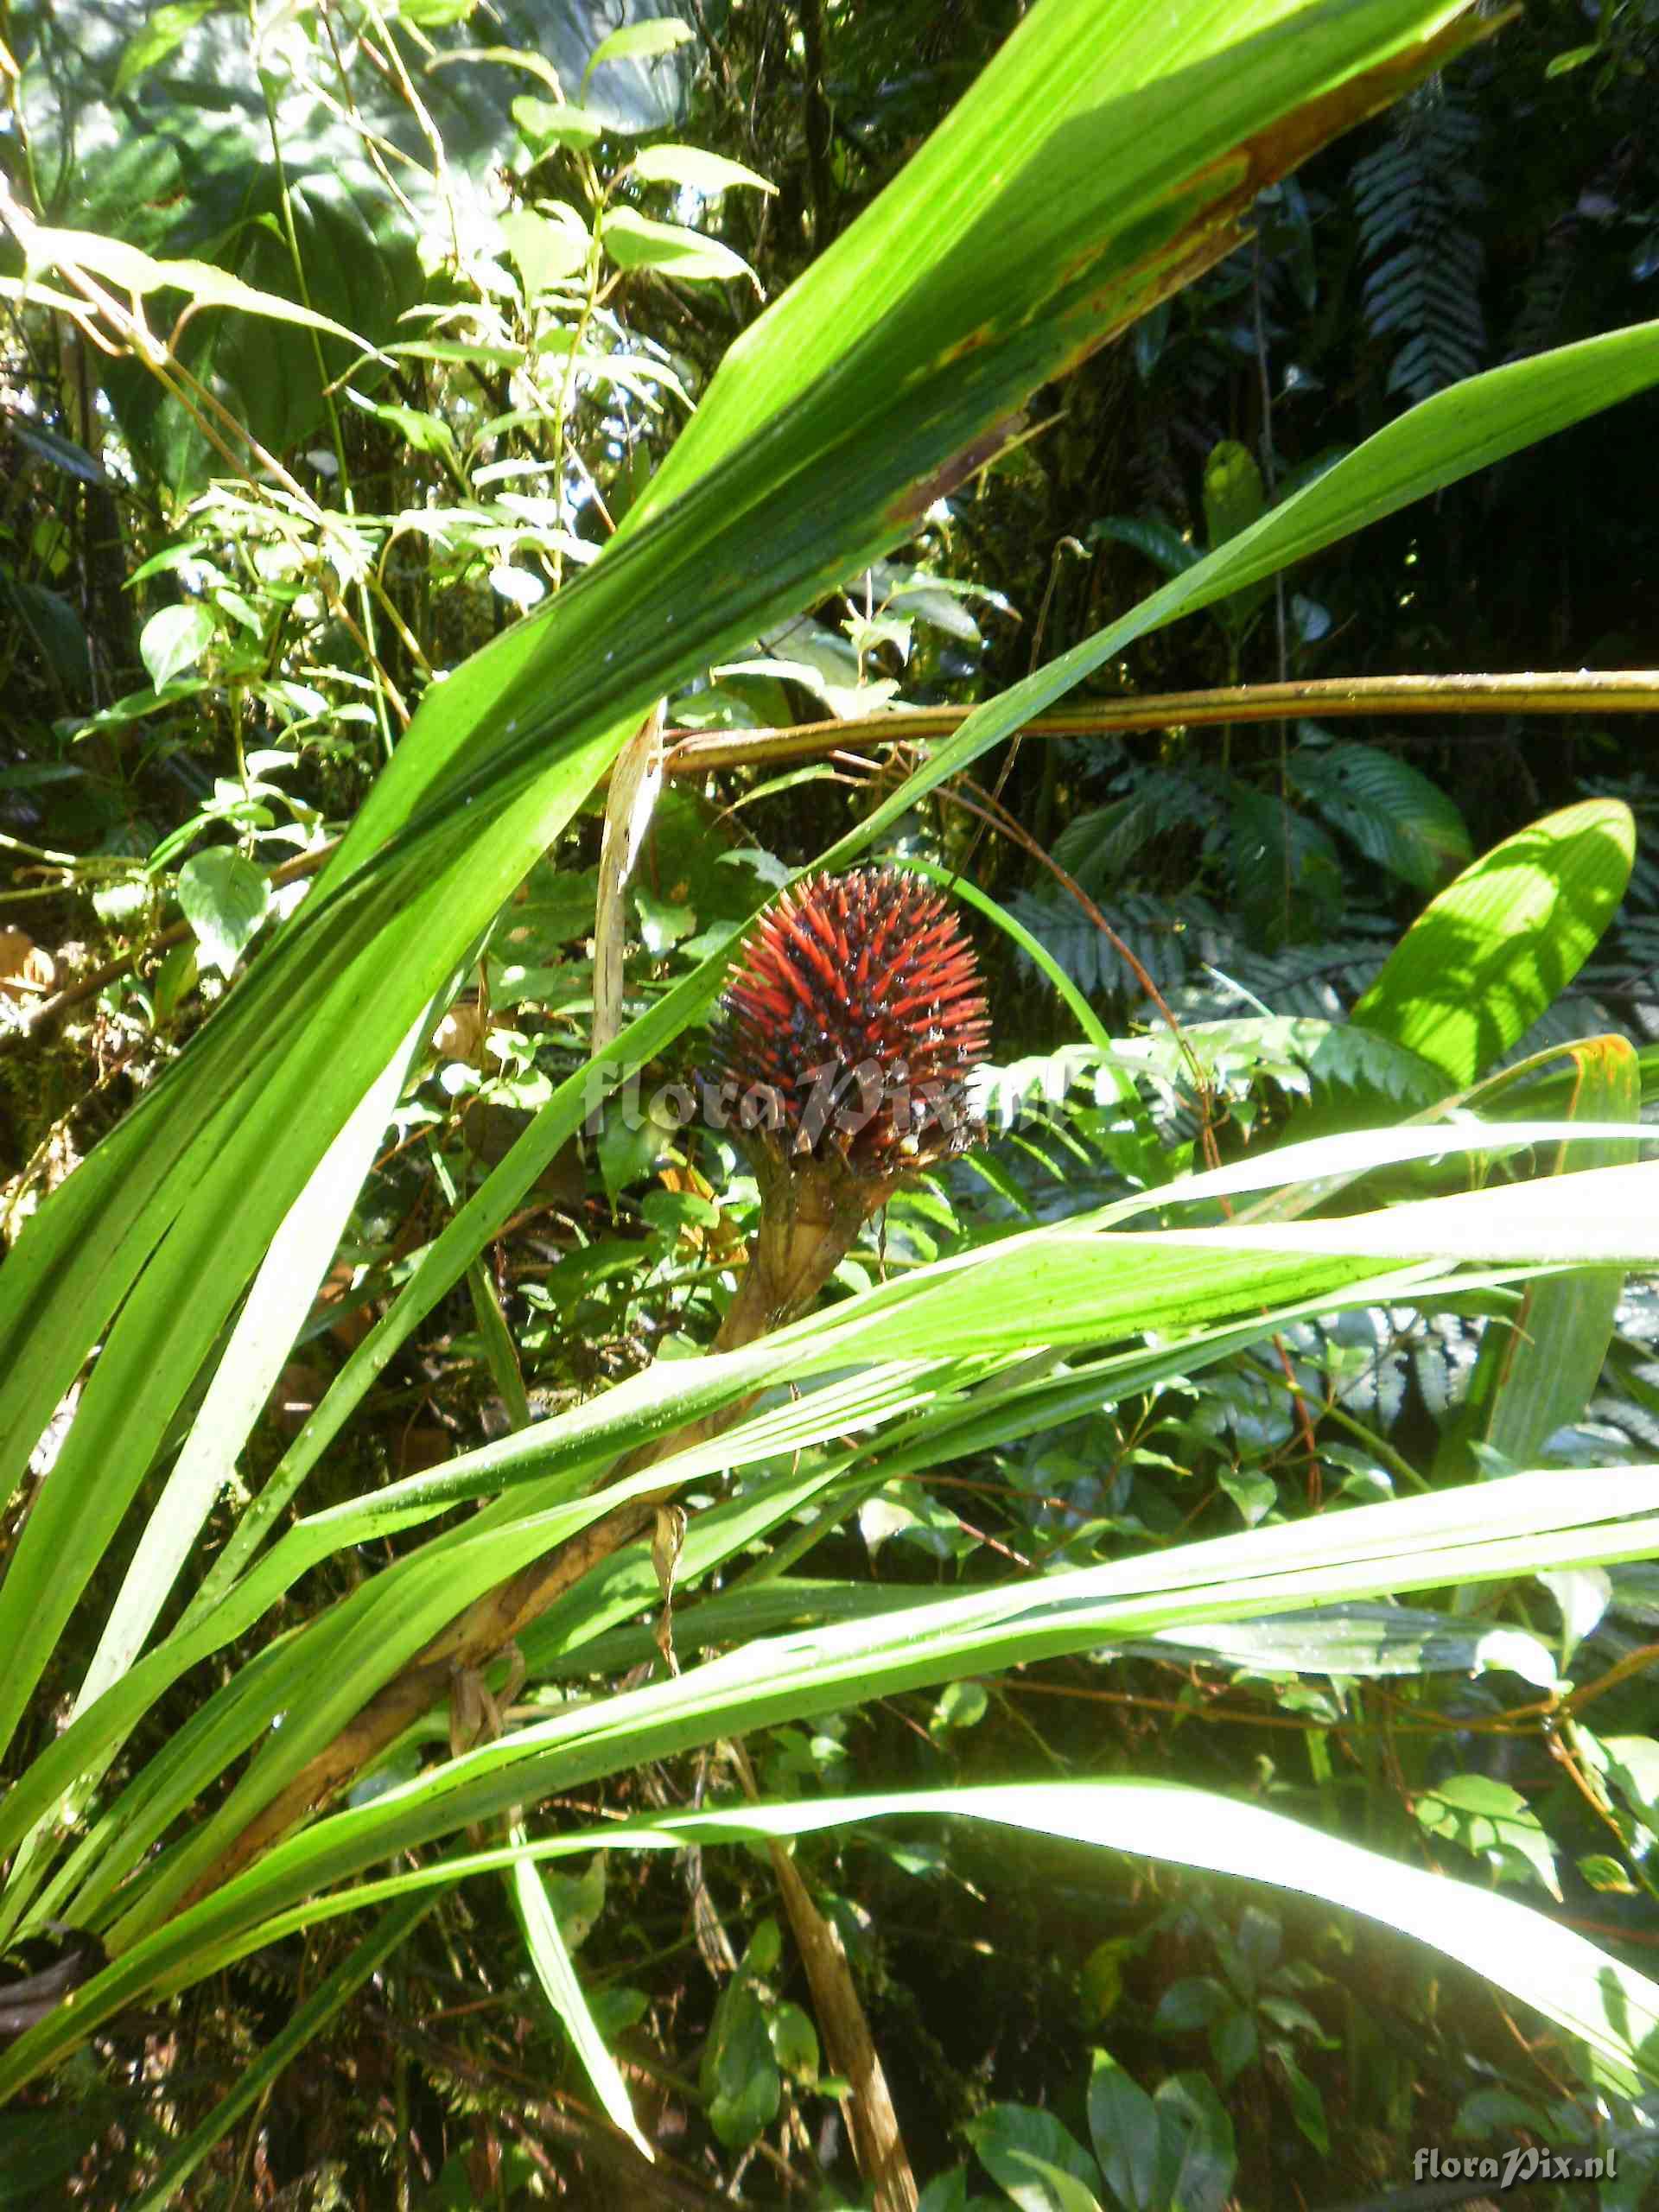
[
  {"left": 9, "top": 1133, "right": 1651, "bottom": 1915},
  {"left": 51, "top": 1465, "right": 1659, "bottom": 1976},
  {"left": 260, "top": 1778, "right": 1659, "bottom": 2102},
  {"left": 204, "top": 1472, "right": 1659, "bottom": 1910},
  {"left": 0, "top": 0, "right": 1488, "bottom": 1766}
]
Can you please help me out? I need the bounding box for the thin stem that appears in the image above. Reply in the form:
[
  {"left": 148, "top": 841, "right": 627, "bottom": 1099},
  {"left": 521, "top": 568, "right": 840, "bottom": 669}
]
[
  {"left": 251, "top": 3, "right": 396, "bottom": 764},
  {"left": 950, "top": 773, "right": 1223, "bottom": 1171},
  {"left": 662, "top": 670, "right": 1659, "bottom": 775}
]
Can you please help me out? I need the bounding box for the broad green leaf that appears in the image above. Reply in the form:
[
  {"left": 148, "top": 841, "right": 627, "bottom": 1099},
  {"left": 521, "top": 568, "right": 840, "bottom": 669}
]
[
  {"left": 601, "top": 205, "right": 755, "bottom": 285},
  {"left": 931, "top": 1679, "right": 988, "bottom": 1736},
  {"left": 1599, "top": 1736, "right": 1659, "bottom": 1823},
  {"left": 1535, "top": 1567, "right": 1611, "bottom": 1662},
  {"left": 969, "top": 2106, "right": 1102, "bottom": 2212},
  {"left": 1154, "top": 1979, "right": 1229, "bottom": 2032},
  {"left": 1414, "top": 1776, "right": 1562, "bottom": 1901},
  {"left": 1277, "top": 2053, "right": 1329, "bottom": 2155},
  {"left": 1001, "top": 2151, "right": 1106, "bottom": 2212},
  {"left": 631, "top": 143, "right": 775, "bottom": 195},
  {"left": 1152, "top": 2074, "right": 1236, "bottom": 2212},
  {"left": 1201, "top": 437, "right": 1271, "bottom": 634},
  {"left": 1090, "top": 513, "right": 1200, "bottom": 579},
  {"left": 6, "top": 578, "right": 92, "bottom": 695},
  {"left": 1545, "top": 43, "right": 1601, "bottom": 79},
  {"left": 511, "top": 94, "right": 607, "bottom": 150},
  {"left": 767, "top": 2002, "right": 818, "bottom": 2082},
  {"left": 1438, "top": 1033, "right": 1639, "bottom": 1484},
  {"left": 0, "top": 272, "right": 84, "bottom": 316},
  {"left": 1203, "top": 440, "right": 1268, "bottom": 548},
  {"left": 918, "top": 2173, "right": 988, "bottom": 2212},
  {"left": 151, "top": 938, "right": 200, "bottom": 1026},
  {"left": 1088, "top": 2051, "right": 1160, "bottom": 2212},
  {"left": 701, "top": 1981, "right": 779, "bottom": 2147},
  {"left": 392, "top": 0, "right": 474, "bottom": 22},
  {"left": 1577, "top": 1853, "right": 1637, "bottom": 1895},
  {"left": 500, "top": 203, "right": 592, "bottom": 292},
  {"left": 385, "top": 334, "right": 526, "bottom": 365},
  {"left": 137, "top": 602, "right": 214, "bottom": 690},
  {"left": 344, "top": 388, "right": 458, "bottom": 461},
  {"left": 21, "top": 221, "right": 376, "bottom": 350},
  {"left": 582, "top": 16, "right": 695, "bottom": 92},
  {"left": 1351, "top": 800, "right": 1635, "bottom": 1085},
  {"left": 0, "top": 2105, "right": 107, "bottom": 2202},
  {"left": 175, "top": 849, "right": 270, "bottom": 976},
  {"left": 111, "top": 0, "right": 220, "bottom": 94}
]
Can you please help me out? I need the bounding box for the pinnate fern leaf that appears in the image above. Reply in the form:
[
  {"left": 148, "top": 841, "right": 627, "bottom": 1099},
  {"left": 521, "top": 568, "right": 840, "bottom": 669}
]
[
  {"left": 1289, "top": 732, "right": 1472, "bottom": 891},
  {"left": 1351, "top": 89, "right": 1485, "bottom": 400}
]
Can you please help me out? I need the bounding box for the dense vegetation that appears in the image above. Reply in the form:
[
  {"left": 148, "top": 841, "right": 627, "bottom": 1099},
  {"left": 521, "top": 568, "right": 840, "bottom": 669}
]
[{"left": 3, "top": 2, "right": 1659, "bottom": 2206}]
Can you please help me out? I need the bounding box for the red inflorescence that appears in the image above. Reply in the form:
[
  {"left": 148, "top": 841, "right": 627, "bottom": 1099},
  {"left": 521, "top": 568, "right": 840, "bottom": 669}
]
[{"left": 708, "top": 867, "right": 991, "bottom": 1173}]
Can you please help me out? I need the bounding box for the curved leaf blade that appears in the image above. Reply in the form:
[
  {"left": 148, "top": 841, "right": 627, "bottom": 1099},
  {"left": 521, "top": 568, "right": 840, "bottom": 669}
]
[{"left": 1352, "top": 799, "right": 1635, "bottom": 1085}]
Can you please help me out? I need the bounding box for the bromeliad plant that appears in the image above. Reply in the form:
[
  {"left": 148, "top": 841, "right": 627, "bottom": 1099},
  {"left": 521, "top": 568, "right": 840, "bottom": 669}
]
[{"left": 5, "top": 0, "right": 1659, "bottom": 2199}]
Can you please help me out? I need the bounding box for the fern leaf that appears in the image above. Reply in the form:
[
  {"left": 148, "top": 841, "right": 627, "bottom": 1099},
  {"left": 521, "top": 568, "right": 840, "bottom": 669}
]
[
  {"left": 1351, "top": 89, "right": 1486, "bottom": 401},
  {"left": 1289, "top": 733, "right": 1472, "bottom": 891}
]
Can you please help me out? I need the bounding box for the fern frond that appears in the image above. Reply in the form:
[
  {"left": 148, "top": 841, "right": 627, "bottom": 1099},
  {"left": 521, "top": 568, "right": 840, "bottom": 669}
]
[
  {"left": 1170, "top": 924, "right": 1395, "bottom": 1022},
  {"left": 972, "top": 1045, "right": 1116, "bottom": 1131},
  {"left": 1505, "top": 213, "right": 1582, "bottom": 362},
  {"left": 1229, "top": 785, "right": 1344, "bottom": 946},
  {"left": 1113, "top": 1014, "right": 1441, "bottom": 1114},
  {"left": 1005, "top": 887, "right": 1230, "bottom": 1003},
  {"left": 1351, "top": 89, "right": 1486, "bottom": 401},
  {"left": 1052, "top": 766, "right": 1221, "bottom": 894},
  {"left": 1288, "top": 732, "right": 1472, "bottom": 892},
  {"left": 1281, "top": 1305, "right": 1482, "bottom": 1428}
]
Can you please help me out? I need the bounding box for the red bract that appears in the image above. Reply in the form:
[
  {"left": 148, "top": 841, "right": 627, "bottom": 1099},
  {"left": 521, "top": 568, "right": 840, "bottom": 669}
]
[{"left": 709, "top": 867, "right": 991, "bottom": 1176}]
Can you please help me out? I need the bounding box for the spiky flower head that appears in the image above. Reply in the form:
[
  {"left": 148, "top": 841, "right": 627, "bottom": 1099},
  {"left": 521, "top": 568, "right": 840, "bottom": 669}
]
[{"left": 708, "top": 867, "right": 990, "bottom": 1180}]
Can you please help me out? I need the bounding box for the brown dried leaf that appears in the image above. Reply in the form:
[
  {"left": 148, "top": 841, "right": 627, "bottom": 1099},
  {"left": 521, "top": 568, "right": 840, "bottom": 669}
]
[{"left": 0, "top": 930, "right": 56, "bottom": 1001}]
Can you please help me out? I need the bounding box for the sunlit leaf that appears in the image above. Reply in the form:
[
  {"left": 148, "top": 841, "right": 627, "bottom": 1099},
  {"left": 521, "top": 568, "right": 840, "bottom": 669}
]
[{"left": 175, "top": 849, "right": 270, "bottom": 977}]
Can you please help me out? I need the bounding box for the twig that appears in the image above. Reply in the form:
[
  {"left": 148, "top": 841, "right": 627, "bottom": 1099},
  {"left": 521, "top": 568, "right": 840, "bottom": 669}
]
[
  {"left": 729, "top": 1739, "right": 918, "bottom": 2211},
  {"left": 16, "top": 669, "right": 1653, "bottom": 1038},
  {"left": 11, "top": 846, "right": 334, "bottom": 1035},
  {"left": 660, "top": 670, "right": 1659, "bottom": 774},
  {"left": 367, "top": 2005, "right": 743, "bottom": 2210}
]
